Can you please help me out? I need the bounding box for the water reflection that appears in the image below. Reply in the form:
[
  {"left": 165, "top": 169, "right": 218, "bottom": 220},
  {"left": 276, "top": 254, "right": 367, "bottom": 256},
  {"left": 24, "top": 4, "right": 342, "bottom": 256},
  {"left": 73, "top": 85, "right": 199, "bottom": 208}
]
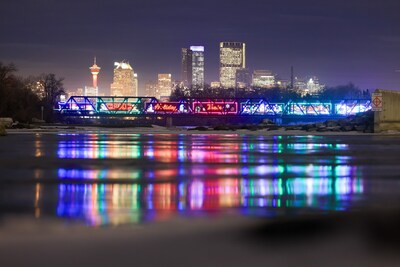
[
  {"left": 57, "top": 164, "right": 356, "bottom": 181},
  {"left": 54, "top": 134, "right": 364, "bottom": 226},
  {"left": 56, "top": 134, "right": 355, "bottom": 181},
  {"left": 57, "top": 134, "right": 141, "bottom": 159},
  {"left": 57, "top": 177, "right": 363, "bottom": 226},
  {"left": 57, "top": 134, "right": 349, "bottom": 163}
]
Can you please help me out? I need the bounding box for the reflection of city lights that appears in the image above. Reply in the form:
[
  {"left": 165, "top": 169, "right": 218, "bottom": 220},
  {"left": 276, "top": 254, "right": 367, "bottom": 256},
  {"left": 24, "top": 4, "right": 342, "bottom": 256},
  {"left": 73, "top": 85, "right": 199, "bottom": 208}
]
[
  {"left": 57, "top": 184, "right": 141, "bottom": 226},
  {"left": 34, "top": 134, "right": 43, "bottom": 157},
  {"left": 58, "top": 169, "right": 141, "bottom": 180},
  {"left": 189, "top": 180, "right": 204, "bottom": 210},
  {"left": 34, "top": 183, "right": 41, "bottom": 218},
  {"left": 58, "top": 136, "right": 141, "bottom": 159},
  {"left": 55, "top": 134, "right": 365, "bottom": 226},
  {"left": 56, "top": 175, "right": 364, "bottom": 225}
]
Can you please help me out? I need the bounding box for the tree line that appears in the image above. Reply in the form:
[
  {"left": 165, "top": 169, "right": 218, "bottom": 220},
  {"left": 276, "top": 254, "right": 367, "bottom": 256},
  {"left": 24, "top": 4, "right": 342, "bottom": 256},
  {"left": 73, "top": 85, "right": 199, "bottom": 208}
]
[{"left": 0, "top": 62, "right": 65, "bottom": 123}]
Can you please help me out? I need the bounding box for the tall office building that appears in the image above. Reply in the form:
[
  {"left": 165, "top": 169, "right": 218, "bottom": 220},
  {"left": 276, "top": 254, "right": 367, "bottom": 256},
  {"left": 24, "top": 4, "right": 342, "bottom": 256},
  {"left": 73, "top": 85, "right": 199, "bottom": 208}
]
[
  {"left": 190, "top": 46, "right": 204, "bottom": 89},
  {"left": 110, "top": 61, "right": 138, "bottom": 96},
  {"left": 158, "top": 74, "right": 172, "bottom": 99},
  {"left": 181, "top": 48, "right": 192, "bottom": 86},
  {"left": 219, "top": 42, "right": 246, "bottom": 88},
  {"left": 181, "top": 46, "right": 204, "bottom": 89}
]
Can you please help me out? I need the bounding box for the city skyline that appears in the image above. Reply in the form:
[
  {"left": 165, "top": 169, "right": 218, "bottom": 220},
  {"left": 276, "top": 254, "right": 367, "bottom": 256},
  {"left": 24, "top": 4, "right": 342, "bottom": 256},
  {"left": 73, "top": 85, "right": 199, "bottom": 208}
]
[{"left": 1, "top": 0, "right": 399, "bottom": 93}]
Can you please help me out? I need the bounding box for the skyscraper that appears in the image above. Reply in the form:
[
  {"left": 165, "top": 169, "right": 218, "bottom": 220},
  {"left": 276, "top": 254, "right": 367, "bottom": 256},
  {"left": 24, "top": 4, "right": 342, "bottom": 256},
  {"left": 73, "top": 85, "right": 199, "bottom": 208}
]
[
  {"left": 110, "top": 61, "right": 138, "bottom": 96},
  {"left": 219, "top": 42, "right": 246, "bottom": 88},
  {"left": 181, "top": 48, "right": 192, "bottom": 86},
  {"left": 181, "top": 46, "right": 204, "bottom": 89},
  {"left": 157, "top": 74, "right": 172, "bottom": 99},
  {"left": 190, "top": 46, "right": 204, "bottom": 89}
]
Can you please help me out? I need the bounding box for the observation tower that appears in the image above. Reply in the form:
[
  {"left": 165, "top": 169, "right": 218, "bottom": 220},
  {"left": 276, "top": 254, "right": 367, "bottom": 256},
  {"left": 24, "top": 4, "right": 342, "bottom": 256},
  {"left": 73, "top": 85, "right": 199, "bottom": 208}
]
[{"left": 89, "top": 57, "right": 101, "bottom": 88}]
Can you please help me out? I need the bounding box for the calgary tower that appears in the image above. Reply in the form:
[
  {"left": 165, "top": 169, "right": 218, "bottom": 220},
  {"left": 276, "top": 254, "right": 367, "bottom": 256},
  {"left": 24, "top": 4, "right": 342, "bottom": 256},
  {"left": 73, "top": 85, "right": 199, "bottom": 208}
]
[{"left": 89, "top": 57, "right": 101, "bottom": 88}]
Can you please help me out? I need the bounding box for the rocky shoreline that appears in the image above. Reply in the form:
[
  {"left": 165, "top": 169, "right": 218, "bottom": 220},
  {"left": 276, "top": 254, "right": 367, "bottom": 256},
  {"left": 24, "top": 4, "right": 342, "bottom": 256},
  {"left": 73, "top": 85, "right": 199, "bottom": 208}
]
[{"left": 0, "top": 111, "right": 390, "bottom": 136}]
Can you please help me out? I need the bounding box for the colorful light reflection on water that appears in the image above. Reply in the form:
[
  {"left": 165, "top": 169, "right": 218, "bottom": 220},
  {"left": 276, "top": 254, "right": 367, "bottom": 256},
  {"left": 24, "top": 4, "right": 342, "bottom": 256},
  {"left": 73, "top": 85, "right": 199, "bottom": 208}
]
[
  {"left": 57, "top": 177, "right": 363, "bottom": 226},
  {"left": 55, "top": 134, "right": 364, "bottom": 226}
]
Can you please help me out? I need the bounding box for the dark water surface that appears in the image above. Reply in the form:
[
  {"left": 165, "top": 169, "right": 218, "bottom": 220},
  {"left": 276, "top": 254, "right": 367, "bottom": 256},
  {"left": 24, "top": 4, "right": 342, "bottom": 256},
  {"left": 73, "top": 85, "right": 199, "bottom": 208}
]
[
  {"left": 2, "top": 132, "right": 400, "bottom": 267},
  {"left": 1, "top": 133, "right": 400, "bottom": 226}
]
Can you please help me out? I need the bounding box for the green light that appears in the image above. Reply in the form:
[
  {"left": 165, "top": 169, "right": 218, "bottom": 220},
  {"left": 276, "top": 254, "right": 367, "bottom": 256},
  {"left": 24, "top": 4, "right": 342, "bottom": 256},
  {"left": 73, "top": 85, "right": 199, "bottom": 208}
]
[
  {"left": 278, "top": 178, "right": 283, "bottom": 195},
  {"left": 130, "top": 171, "right": 140, "bottom": 179},
  {"left": 355, "top": 178, "right": 363, "bottom": 193},
  {"left": 277, "top": 165, "right": 285, "bottom": 174},
  {"left": 131, "top": 184, "right": 140, "bottom": 210},
  {"left": 250, "top": 180, "right": 255, "bottom": 196}
]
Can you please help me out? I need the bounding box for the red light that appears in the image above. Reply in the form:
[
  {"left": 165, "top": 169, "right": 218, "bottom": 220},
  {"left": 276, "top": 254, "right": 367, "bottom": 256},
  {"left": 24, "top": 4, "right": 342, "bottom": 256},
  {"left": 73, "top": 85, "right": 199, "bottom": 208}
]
[
  {"left": 193, "top": 101, "right": 237, "bottom": 114},
  {"left": 104, "top": 102, "right": 133, "bottom": 111},
  {"left": 154, "top": 103, "right": 178, "bottom": 112}
]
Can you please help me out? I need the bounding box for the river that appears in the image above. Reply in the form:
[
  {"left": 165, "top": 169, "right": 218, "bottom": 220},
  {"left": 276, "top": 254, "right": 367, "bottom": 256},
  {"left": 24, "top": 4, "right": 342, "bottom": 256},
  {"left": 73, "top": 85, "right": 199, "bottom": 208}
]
[{"left": 1, "top": 131, "right": 400, "bottom": 266}]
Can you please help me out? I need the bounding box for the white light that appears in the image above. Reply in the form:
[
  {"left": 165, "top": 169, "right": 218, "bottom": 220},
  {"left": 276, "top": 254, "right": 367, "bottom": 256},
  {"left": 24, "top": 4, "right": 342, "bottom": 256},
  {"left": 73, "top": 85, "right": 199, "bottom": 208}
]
[
  {"left": 190, "top": 46, "right": 204, "bottom": 52},
  {"left": 114, "top": 62, "right": 133, "bottom": 70}
]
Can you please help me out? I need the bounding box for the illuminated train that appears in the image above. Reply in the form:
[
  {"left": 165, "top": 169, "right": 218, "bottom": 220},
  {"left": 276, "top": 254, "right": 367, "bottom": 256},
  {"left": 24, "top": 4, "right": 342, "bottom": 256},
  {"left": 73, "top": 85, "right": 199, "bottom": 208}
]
[{"left": 56, "top": 96, "right": 371, "bottom": 117}]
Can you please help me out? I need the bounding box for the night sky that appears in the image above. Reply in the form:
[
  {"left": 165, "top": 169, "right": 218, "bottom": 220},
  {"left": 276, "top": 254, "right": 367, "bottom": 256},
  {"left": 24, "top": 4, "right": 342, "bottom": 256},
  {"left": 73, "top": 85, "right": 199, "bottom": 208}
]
[{"left": 1, "top": 0, "right": 399, "bottom": 94}]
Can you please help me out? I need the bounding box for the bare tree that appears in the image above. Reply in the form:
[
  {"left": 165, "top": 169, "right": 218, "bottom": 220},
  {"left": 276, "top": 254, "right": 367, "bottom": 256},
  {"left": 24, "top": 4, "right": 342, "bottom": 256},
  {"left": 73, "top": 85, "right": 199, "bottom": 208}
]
[
  {"left": 0, "top": 62, "right": 43, "bottom": 122},
  {"left": 41, "top": 73, "right": 65, "bottom": 107},
  {"left": 0, "top": 62, "right": 17, "bottom": 83},
  {"left": 0, "top": 62, "right": 19, "bottom": 117}
]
